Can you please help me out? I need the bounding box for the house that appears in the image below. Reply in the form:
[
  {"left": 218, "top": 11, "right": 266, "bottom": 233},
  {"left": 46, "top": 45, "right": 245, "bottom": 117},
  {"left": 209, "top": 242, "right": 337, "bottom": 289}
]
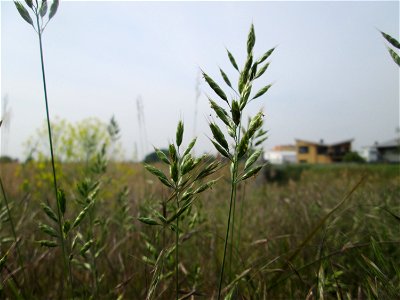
[
  {"left": 359, "top": 145, "right": 379, "bottom": 163},
  {"left": 376, "top": 138, "right": 400, "bottom": 163},
  {"left": 264, "top": 145, "right": 296, "bottom": 164},
  {"left": 359, "top": 139, "right": 400, "bottom": 163},
  {"left": 296, "top": 139, "right": 353, "bottom": 164}
]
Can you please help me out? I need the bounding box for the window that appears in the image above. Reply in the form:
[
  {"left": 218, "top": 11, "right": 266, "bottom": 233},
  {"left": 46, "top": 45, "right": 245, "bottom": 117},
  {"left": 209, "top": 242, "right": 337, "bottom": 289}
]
[
  {"left": 317, "top": 146, "right": 327, "bottom": 154},
  {"left": 298, "top": 146, "right": 309, "bottom": 154}
]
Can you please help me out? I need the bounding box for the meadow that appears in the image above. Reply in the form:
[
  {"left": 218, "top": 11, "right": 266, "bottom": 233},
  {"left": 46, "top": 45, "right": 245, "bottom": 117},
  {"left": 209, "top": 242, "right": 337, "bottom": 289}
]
[
  {"left": 1, "top": 160, "right": 399, "bottom": 299},
  {"left": 1, "top": 1, "right": 399, "bottom": 299}
]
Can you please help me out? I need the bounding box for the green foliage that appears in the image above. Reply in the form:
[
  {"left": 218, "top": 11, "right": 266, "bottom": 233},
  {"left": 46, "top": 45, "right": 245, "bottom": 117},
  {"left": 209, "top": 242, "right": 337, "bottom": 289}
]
[
  {"left": 343, "top": 151, "right": 366, "bottom": 163},
  {"left": 37, "top": 130, "right": 115, "bottom": 297},
  {"left": 21, "top": 117, "right": 121, "bottom": 297},
  {"left": 24, "top": 117, "right": 124, "bottom": 163},
  {"left": 380, "top": 31, "right": 400, "bottom": 66}
]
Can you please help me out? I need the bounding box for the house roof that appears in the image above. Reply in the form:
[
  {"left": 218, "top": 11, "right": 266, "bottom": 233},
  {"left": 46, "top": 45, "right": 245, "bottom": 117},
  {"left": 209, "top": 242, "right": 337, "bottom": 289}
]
[
  {"left": 376, "top": 138, "right": 400, "bottom": 149},
  {"left": 295, "top": 139, "right": 354, "bottom": 147},
  {"left": 272, "top": 144, "right": 296, "bottom": 151}
]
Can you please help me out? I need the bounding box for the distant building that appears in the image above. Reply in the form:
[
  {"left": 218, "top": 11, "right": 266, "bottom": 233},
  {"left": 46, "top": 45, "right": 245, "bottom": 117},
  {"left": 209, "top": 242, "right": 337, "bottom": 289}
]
[
  {"left": 264, "top": 145, "right": 297, "bottom": 165},
  {"left": 359, "top": 143, "right": 379, "bottom": 163},
  {"left": 296, "top": 139, "right": 353, "bottom": 164},
  {"left": 376, "top": 138, "right": 400, "bottom": 163},
  {"left": 359, "top": 139, "right": 400, "bottom": 163}
]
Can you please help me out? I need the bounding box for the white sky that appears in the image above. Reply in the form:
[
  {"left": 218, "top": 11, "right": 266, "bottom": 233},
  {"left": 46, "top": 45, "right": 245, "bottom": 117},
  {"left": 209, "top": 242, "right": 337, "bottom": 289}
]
[{"left": 1, "top": 1, "right": 399, "bottom": 160}]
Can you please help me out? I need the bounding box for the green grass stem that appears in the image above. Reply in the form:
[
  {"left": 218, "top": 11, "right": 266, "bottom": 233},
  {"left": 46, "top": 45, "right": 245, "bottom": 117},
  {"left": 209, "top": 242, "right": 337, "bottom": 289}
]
[
  {"left": 35, "top": 11, "right": 73, "bottom": 297},
  {"left": 175, "top": 192, "right": 180, "bottom": 300},
  {"left": 218, "top": 157, "right": 239, "bottom": 299}
]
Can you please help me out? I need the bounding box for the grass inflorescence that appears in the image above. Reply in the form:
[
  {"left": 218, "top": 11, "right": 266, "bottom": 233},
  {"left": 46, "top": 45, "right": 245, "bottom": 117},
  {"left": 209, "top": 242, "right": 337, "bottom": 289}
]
[{"left": 202, "top": 23, "right": 274, "bottom": 298}]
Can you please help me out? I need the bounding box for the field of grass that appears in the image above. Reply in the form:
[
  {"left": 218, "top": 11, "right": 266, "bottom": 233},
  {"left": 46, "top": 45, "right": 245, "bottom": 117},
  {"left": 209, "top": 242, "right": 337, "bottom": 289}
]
[
  {"left": 3, "top": 3, "right": 399, "bottom": 298},
  {"left": 0, "top": 161, "right": 399, "bottom": 299}
]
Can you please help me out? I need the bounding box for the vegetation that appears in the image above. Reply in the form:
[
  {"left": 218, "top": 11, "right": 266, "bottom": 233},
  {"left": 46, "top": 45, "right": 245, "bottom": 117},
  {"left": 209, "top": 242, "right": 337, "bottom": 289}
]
[
  {"left": 1, "top": 1, "right": 398, "bottom": 299},
  {"left": 24, "top": 117, "right": 123, "bottom": 163},
  {"left": 342, "top": 151, "right": 366, "bottom": 163},
  {"left": 201, "top": 23, "right": 276, "bottom": 298},
  {"left": 144, "top": 149, "right": 169, "bottom": 164},
  {"left": 139, "top": 120, "right": 220, "bottom": 300},
  {"left": 1, "top": 161, "right": 399, "bottom": 298},
  {"left": 0, "top": 156, "right": 18, "bottom": 164},
  {"left": 380, "top": 30, "right": 400, "bottom": 66}
]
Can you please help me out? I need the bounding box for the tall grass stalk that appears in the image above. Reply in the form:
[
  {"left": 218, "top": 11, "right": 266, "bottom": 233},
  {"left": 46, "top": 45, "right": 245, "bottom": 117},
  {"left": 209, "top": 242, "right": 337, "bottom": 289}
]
[
  {"left": 88, "top": 208, "right": 100, "bottom": 297},
  {"left": 228, "top": 119, "right": 242, "bottom": 282},
  {"left": 236, "top": 181, "right": 246, "bottom": 262},
  {"left": 222, "top": 156, "right": 239, "bottom": 291},
  {"left": 34, "top": 10, "right": 71, "bottom": 288},
  {"left": 202, "top": 24, "right": 275, "bottom": 298},
  {"left": 236, "top": 123, "right": 267, "bottom": 256},
  {"left": 13, "top": 0, "right": 73, "bottom": 295},
  {"left": 175, "top": 193, "right": 179, "bottom": 300},
  {"left": 140, "top": 120, "right": 220, "bottom": 299}
]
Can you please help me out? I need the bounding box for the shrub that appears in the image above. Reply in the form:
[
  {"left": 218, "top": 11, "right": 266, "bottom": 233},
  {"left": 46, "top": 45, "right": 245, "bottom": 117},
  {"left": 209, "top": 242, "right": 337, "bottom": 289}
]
[
  {"left": 0, "top": 156, "right": 18, "bottom": 164},
  {"left": 343, "top": 151, "right": 366, "bottom": 163}
]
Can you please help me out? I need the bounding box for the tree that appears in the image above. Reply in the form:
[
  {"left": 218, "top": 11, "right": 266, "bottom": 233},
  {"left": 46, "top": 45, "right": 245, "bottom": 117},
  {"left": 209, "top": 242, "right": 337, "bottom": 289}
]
[{"left": 24, "top": 117, "right": 123, "bottom": 163}]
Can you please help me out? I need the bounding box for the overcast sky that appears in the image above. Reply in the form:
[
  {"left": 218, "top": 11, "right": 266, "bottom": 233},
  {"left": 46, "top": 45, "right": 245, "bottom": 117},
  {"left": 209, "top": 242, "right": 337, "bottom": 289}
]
[{"left": 1, "top": 1, "right": 399, "bottom": 160}]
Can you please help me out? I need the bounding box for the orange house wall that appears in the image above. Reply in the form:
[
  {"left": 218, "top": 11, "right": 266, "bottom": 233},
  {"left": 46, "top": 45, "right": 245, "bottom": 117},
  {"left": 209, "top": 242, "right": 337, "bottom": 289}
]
[{"left": 296, "top": 141, "right": 332, "bottom": 164}]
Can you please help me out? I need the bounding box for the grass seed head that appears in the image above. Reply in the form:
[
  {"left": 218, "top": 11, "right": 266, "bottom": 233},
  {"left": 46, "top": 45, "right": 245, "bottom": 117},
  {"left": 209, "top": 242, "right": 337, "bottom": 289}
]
[
  {"left": 170, "top": 162, "right": 179, "bottom": 183},
  {"left": 231, "top": 100, "right": 241, "bottom": 126},
  {"left": 247, "top": 111, "right": 264, "bottom": 140},
  {"left": 257, "top": 47, "right": 276, "bottom": 65},
  {"left": 247, "top": 23, "right": 256, "bottom": 54},
  {"left": 210, "top": 122, "right": 229, "bottom": 151},
  {"left": 169, "top": 143, "right": 178, "bottom": 162},
  {"left": 227, "top": 49, "right": 239, "bottom": 72},
  {"left": 202, "top": 71, "right": 228, "bottom": 103},
  {"left": 176, "top": 120, "right": 184, "bottom": 147}
]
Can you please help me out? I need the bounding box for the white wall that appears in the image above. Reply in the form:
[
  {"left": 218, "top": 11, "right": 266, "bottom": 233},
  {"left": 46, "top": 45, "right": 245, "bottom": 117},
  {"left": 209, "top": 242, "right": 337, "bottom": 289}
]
[{"left": 264, "top": 151, "right": 297, "bottom": 164}]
